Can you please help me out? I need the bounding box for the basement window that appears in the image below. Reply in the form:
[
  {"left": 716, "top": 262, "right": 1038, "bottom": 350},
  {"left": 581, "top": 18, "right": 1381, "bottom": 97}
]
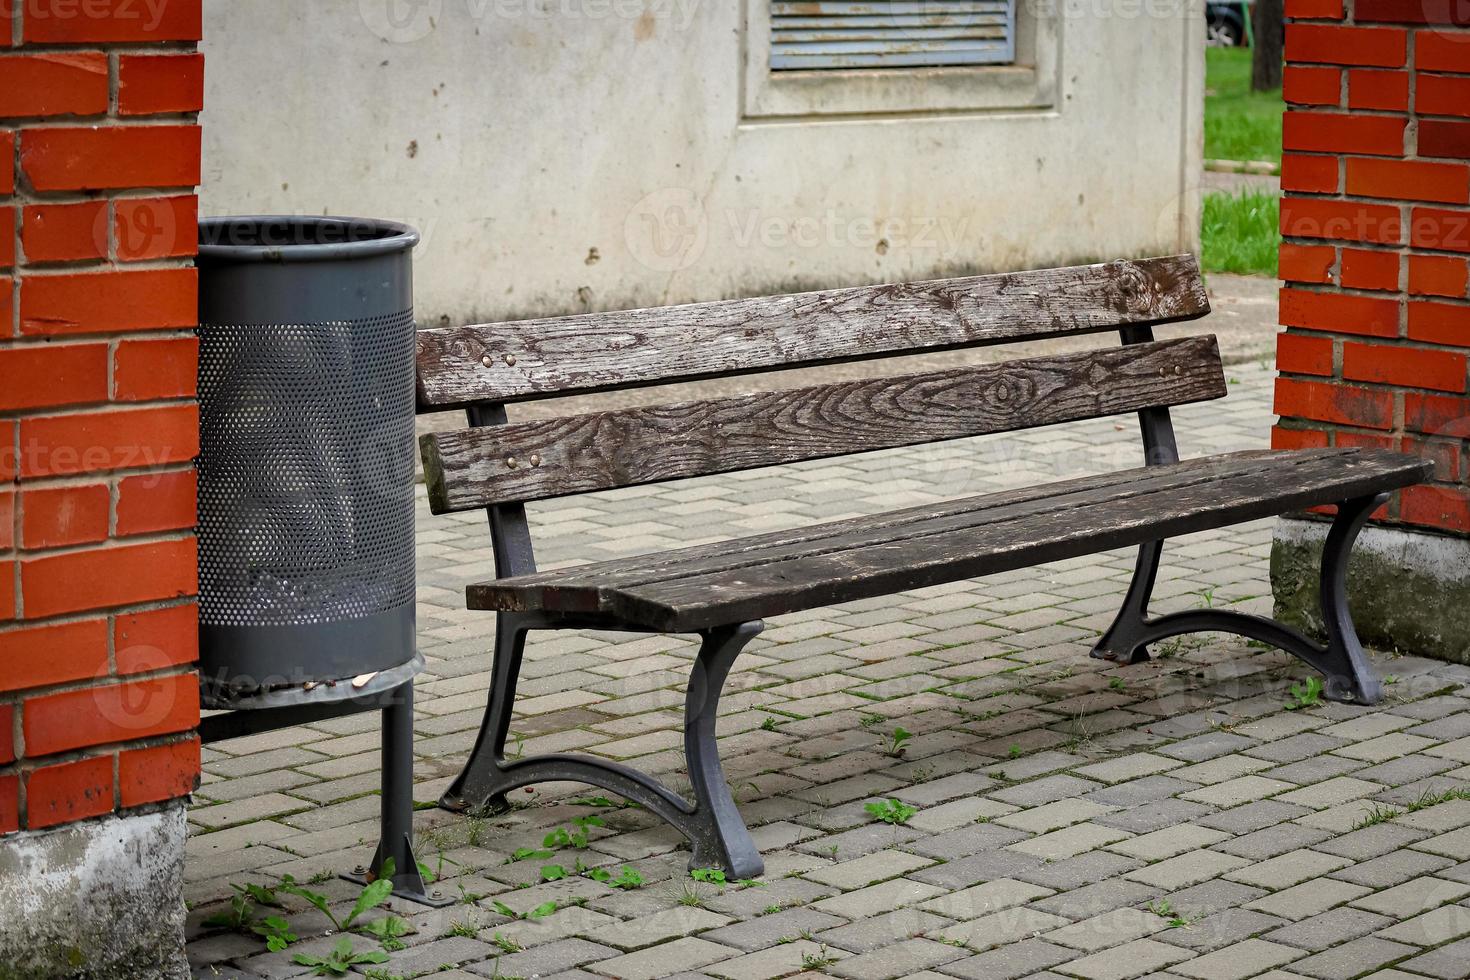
[{"left": 769, "top": 1, "right": 1017, "bottom": 71}]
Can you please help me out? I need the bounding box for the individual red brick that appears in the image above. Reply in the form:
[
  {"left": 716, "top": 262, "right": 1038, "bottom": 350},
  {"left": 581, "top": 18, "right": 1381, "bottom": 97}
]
[
  {"left": 1280, "top": 287, "right": 1401, "bottom": 337},
  {"left": 1285, "top": 0, "right": 1343, "bottom": 17},
  {"left": 1284, "top": 112, "right": 1406, "bottom": 156},
  {"left": 1403, "top": 434, "right": 1462, "bottom": 481},
  {"left": 0, "top": 563, "right": 14, "bottom": 619},
  {"left": 0, "top": 422, "right": 12, "bottom": 485},
  {"left": 19, "top": 267, "right": 196, "bottom": 336},
  {"left": 24, "top": 673, "right": 198, "bottom": 757},
  {"left": 1286, "top": 24, "right": 1407, "bottom": 66},
  {"left": 1343, "top": 341, "right": 1467, "bottom": 391},
  {"left": 1410, "top": 207, "right": 1470, "bottom": 253},
  {"left": 113, "top": 336, "right": 197, "bottom": 401},
  {"left": 1, "top": 278, "right": 12, "bottom": 337},
  {"left": 114, "top": 603, "right": 197, "bottom": 675},
  {"left": 0, "top": 492, "right": 10, "bottom": 550},
  {"left": 1284, "top": 66, "right": 1341, "bottom": 106},
  {"left": 20, "top": 538, "right": 196, "bottom": 619},
  {"left": 0, "top": 206, "right": 13, "bottom": 269},
  {"left": 1347, "top": 69, "right": 1409, "bottom": 111},
  {"left": 1340, "top": 247, "right": 1402, "bottom": 291},
  {"left": 1357, "top": 0, "right": 1470, "bottom": 22},
  {"left": 1275, "top": 377, "right": 1396, "bottom": 428},
  {"left": 1407, "top": 300, "right": 1470, "bottom": 345},
  {"left": 1409, "top": 255, "right": 1469, "bottom": 298},
  {"left": 1282, "top": 153, "right": 1340, "bottom": 193},
  {"left": 21, "top": 483, "right": 110, "bottom": 548},
  {"left": 1418, "top": 75, "right": 1470, "bottom": 118},
  {"left": 1281, "top": 197, "right": 1402, "bottom": 244},
  {"left": 26, "top": 755, "right": 113, "bottom": 829},
  {"left": 1421, "top": 120, "right": 1470, "bottom": 161},
  {"left": 0, "top": 775, "right": 17, "bottom": 835},
  {"left": 1346, "top": 158, "right": 1470, "bottom": 204},
  {"left": 23, "top": 0, "right": 202, "bottom": 43},
  {"left": 0, "top": 619, "right": 109, "bottom": 693},
  {"left": 1404, "top": 391, "right": 1470, "bottom": 436},
  {"left": 1277, "top": 332, "right": 1335, "bottom": 375},
  {"left": 1400, "top": 484, "right": 1470, "bottom": 532},
  {"left": 0, "top": 342, "right": 108, "bottom": 411},
  {"left": 1336, "top": 429, "right": 1397, "bottom": 451},
  {"left": 115, "top": 196, "right": 197, "bottom": 261},
  {"left": 119, "top": 737, "right": 199, "bottom": 807},
  {"left": 0, "top": 131, "right": 11, "bottom": 194},
  {"left": 116, "top": 468, "right": 194, "bottom": 537},
  {"left": 117, "top": 53, "right": 203, "bottom": 116},
  {"left": 1417, "top": 31, "right": 1470, "bottom": 73},
  {"left": 0, "top": 52, "right": 107, "bottom": 117},
  {"left": 18, "top": 404, "right": 199, "bottom": 479},
  {"left": 19, "top": 125, "right": 201, "bottom": 192},
  {"left": 0, "top": 704, "right": 13, "bottom": 765},
  {"left": 21, "top": 200, "right": 107, "bottom": 263},
  {"left": 1279, "top": 243, "right": 1336, "bottom": 283}
]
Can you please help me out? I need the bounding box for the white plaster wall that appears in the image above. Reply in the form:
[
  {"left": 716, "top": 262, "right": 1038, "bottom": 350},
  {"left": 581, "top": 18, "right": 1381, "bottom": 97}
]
[{"left": 201, "top": 1, "right": 1204, "bottom": 326}]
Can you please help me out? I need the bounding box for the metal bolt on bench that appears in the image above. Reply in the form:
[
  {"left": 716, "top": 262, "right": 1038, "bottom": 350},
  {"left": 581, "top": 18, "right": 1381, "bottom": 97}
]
[{"left": 194, "top": 216, "right": 449, "bottom": 907}]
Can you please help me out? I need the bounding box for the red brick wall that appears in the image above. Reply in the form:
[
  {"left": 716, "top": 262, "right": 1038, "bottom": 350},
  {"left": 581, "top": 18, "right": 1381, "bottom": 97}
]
[
  {"left": 1275, "top": 0, "right": 1470, "bottom": 534},
  {"left": 0, "top": 0, "right": 202, "bottom": 836}
]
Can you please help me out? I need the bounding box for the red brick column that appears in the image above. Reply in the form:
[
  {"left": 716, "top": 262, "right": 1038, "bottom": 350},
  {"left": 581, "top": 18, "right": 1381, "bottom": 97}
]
[
  {"left": 1275, "top": 0, "right": 1470, "bottom": 534},
  {"left": 1, "top": 0, "right": 202, "bottom": 838}
]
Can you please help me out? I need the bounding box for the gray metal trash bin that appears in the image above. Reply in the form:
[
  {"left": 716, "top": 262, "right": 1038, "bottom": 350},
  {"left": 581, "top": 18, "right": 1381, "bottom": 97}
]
[{"left": 196, "top": 216, "right": 421, "bottom": 708}]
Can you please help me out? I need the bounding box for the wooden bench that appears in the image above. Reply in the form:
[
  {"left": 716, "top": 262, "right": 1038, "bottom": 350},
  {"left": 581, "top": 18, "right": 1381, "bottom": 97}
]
[{"left": 414, "top": 255, "right": 1430, "bottom": 878}]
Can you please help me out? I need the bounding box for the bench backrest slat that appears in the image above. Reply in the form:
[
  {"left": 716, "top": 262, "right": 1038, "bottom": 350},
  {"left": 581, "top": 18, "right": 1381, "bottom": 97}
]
[
  {"left": 421, "top": 334, "right": 1226, "bottom": 513},
  {"left": 415, "top": 255, "right": 1210, "bottom": 409}
]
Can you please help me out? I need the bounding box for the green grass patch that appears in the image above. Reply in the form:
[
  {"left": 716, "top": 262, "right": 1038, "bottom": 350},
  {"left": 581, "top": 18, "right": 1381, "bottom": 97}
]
[
  {"left": 1205, "top": 47, "right": 1283, "bottom": 165},
  {"left": 1201, "top": 189, "right": 1279, "bottom": 277}
]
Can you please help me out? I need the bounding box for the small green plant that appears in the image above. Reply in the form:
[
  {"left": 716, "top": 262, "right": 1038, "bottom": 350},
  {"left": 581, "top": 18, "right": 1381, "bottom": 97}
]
[
  {"left": 279, "top": 858, "right": 396, "bottom": 934},
  {"left": 859, "top": 712, "right": 885, "bottom": 728},
  {"left": 801, "top": 944, "right": 837, "bottom": 969},
  {"left": 690, "top": 867, "right": 727, "bottom": 886},
  {"left": 1007, "top": 744, "right": 1022, "bottom": 759},
  {"left": 358, "top": 914, "right": 411, "bottom": 951},
  {"left": 362, "top": 970, "right": 405, "bottom": 980},
  {"left": 587, "top": 865, "right": 644, "bottom": 889},
  {"left": 490, "top": 899, "right": 559, "bottom": 921},
  {"left": 490, "top": 932, "right": 522, "bottom": 954},
  {"left": 1288, "top": 676, "right": 1325, "bottom": 710},
  {"left": 676, "top": 882, "right": 706, "bottom": 908},
  {"left": 508, "top": 845, "right": 555, "bottom": 863},
  {"left": 203, "top": 880, "right": 284, "bottom": 930},
  {"left": 1351, "top": 801, "right": 1404, "bottom": 830},
  {"left": 885, "top": 726, "right": 913, "bottom": 758},
  {"left": 250, "top": 915, "right": 297, "bottom": 952},
  {"left": 292, "top": 937, "right": 390, "bottom": 976},
  {"left": 1146, "top": 899, "right": 1191, "bottom": 929},
  {"left": 761, "top": 716, "right": 780, "bottom": 732},
  {"left": 1108, "top": 677, "right": 1126, "bottom": 691},
  {"left": 864, "top": 798, "right": 917, "bottom": 825},
  {"left": 542, "top": 815, "right": 605, "bottom": 850},
  {"left": 444, "top": 921, "right": 479, "bottom": 938},
  {"left": 762, "top": 903, "right": 783, "bottom": 915}
]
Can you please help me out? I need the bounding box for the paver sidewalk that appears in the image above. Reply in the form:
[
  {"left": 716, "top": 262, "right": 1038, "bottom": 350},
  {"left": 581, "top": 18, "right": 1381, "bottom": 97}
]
[{"left": 188, "top": 352, "right": 1470, "bottom": 980}]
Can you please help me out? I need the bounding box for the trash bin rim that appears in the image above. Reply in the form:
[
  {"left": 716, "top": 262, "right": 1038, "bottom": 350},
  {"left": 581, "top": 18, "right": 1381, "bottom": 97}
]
[{"left": 198, "top": 214, "right": 420, "bottom": 264}]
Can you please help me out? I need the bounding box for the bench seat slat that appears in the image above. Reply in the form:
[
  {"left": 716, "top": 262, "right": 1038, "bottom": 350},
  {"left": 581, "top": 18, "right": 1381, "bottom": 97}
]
[
  {"left": 421, "top": 335, "right": 1225, "bottom": 512},
  {"left": 467, "top": 448, "right": 1430, "bottom": 631},
  {"left": 415, "top": 255, "right": 1210, "bottom": 408}
]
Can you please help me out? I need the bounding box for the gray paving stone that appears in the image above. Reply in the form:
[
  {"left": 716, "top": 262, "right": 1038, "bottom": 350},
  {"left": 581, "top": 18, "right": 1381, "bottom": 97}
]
[
  {"left": 1263, "top": 906, "right": 1395, "bottom": 951},
  {"left": 1286, "top": 937, "right": 1419, "bottom": 980},
  {"left": 1170, "top": 939, "right": 1305, "bottom": 980},
  {"left": 699, "top": 906, "right": 848, "bottom": 952},
  {"left": 1058, "top": 938, "right": 1192, "bottom": 980},
  {"left": 940, "top": 939, "right": 1076, "bottom": 980}
]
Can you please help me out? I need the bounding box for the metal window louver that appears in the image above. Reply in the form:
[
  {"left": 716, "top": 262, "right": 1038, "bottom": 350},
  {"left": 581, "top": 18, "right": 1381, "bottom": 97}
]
[{"left": 770, "top": 1, "right": 1016, "bottom": 70}]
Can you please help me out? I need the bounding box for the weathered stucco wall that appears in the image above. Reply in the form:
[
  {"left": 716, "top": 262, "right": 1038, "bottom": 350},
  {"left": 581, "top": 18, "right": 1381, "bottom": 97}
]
[{"left": 201, "top": 0, "right": 1203, "bottom": 326}]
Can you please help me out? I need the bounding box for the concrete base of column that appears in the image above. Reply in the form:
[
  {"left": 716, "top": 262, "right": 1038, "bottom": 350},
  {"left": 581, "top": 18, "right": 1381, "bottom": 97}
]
[
  {"left": 1272, "top": 515, "right": 1470, "bottom": 666},
  {"left": 0, "top": 802, "right": 188, "bottom": 979}
]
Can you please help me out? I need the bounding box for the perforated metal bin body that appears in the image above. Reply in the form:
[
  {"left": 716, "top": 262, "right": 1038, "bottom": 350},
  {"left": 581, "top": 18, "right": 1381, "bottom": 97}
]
[{"left": 196, "top": 217, "right": 421, "bottom": 708}]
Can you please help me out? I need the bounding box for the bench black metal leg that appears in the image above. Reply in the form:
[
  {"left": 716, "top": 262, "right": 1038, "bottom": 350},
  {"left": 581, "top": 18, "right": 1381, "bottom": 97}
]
[
  {"left": 440, "top": 617, "right": 765, "bottom": 877},
  {"left": 440, "top": 616, "right": 527, "bottom": 814},
  {"left": 684, "top": 621, "right": 765, "bottom": 879},
  {"left": 1091, "top": 540, "right": 1163, "bottom": 664},
  {"left": 1085, "top": 494, "right": 1387, "bottom": 705}
]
